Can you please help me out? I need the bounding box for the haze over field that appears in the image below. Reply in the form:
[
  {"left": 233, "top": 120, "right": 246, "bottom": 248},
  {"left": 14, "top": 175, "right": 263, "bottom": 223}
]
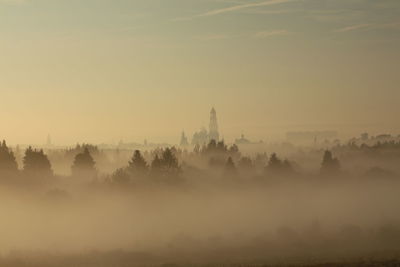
[
  {"left": 1, "top": 0, "right": 400, "bottom": 145},
  {"left": 1, "top": 0, "right": 400, "bottom": 266},
  {"left": 1, "top": 135, "right": 400, "bottom": 266}
]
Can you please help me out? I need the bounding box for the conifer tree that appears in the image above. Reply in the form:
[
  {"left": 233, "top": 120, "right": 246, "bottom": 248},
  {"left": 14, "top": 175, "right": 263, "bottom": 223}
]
[
  {"left": 71, "top": 147, "right": 96, "bottom": 178},
  {"left": 23, "top": 147, "right": 53, "bottom": 177},
  {"left": 128, "top": 150, "right": 148, "bottom": 175},
  {"left": 0, "top": 140, "right": 18, "bottom": 174}
]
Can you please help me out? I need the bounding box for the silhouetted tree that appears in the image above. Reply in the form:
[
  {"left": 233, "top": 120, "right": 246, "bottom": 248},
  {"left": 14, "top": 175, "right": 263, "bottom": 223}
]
[
  {"left": 71, "top": 147, "right": 96, "bottom": 178},
  {"left": 267, "top": 153, "right": 282, "bottom": 171},
  {"left": 202, "top": 140, "right": 229, "bottom": 155},
  {"left": 111, "top": 168, "right": 130, "bottom": 185},
  {"left": 180, "top": 131, "right": 189, "bottom": 147},
  {"left": 0, "top": 140, "right": 18, "bottom": 175},
  {"left": 128, "top": 150, "right": 148, "bottom": 177},
  {"left": 238, "top": 156, "right": 253, "bottom": 170},
  {"left": 266, "top": 153, "right": 293, "bottom": 174},
  {"left": 151, "top": 154, "right": 162, "bottom": 172},
  {"left": 225, "top": 157, "right": 236, "bottom": 171},
  {"left": 321, "top": 150, "right": 340, "bottom": 175},
  {"left": 65, "top": 143, "right": 100, "bottom": 161},
  {"left": 150, "top": 148, "right": 181, "bottom": 181},
  {"left": 217, "top": 140, "right": 228, "bottom": 152},
  {"left": 193, "top": 144, "right": 200, "bottom": 154},
  {"left": 23, "top": 147, "right": 53, "bottom": 178},
  {"left": 223, "top": 156, "right": 238, "bottom": 178},
  {"left": 207, "top": 139, "right": 217, "bottom": 152},
  {"left": 229, "top": 144, "right": 239, "bottom": 154},
  {"left": 160, "top": 148, "right": 180, "bottom": 172},
  {"left": 201, "top": 140, "right": 242, "bottom": 167},
  {"left": 254, "top": 153, "right": 268, "bottom": 169},
  {"left": 208, "top": 156, "right": 225, "bottom": 168}
]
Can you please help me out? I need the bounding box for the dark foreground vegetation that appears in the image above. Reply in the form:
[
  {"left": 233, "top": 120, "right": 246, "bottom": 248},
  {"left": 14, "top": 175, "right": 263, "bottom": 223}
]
[
  {"left": 2, "top": 137, "right": 400, "bottom": 188},
  {"left": 1, "top": 252, "right": 400, "bottom": 267},
  {"left": 1, "top": 138, "right": 400, "bottom": 266}
]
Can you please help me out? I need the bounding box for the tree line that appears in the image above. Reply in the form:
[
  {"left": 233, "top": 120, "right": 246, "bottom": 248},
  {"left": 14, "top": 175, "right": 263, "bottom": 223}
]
[{"left": 0, "top": 139, "right": 343, "bottom": 186}]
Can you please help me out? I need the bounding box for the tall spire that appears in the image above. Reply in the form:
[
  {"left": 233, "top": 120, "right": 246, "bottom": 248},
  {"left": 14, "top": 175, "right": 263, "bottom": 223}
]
[
  {"left": 46, "top": 134, "right": 52, "bottom": 147},
  {"left": 180, "top": 130, "right": 189, "bottom": 146},
  {"left": 209, "top": 107, "right": 219, "bottom": 142}
]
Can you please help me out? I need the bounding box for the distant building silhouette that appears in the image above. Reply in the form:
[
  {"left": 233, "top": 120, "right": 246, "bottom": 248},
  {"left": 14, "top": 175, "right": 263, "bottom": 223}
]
[
  {"left": 191, "top": 108, "right": 221, "bottom": 145},
  {"left": 321, "top": 150, "right": 340, "bottom": 175},
  {"left": 286, "top": 131, "right": 338, "bottom": 145},
  {"left": 235, "top": 134, "right": 251, "bottom": 145},
  {"left": 46, "top": 134, "right": 52, "bottom": 147},
  {"left": 361, "top": 133, "right": 369, "bottom": 141},
  {"left": 209, "top": 107, "right": 219, "bottom": 142},
  {"left": 192, "top": 127, "right": 208, "bottom": 145},
  {"left": 180, "top": 131, "right": 189, "bottom": 146}
]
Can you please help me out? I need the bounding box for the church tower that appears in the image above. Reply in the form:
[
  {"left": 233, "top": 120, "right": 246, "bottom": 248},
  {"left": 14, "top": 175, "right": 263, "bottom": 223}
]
[{"left": 209, "top": 107, "right": 219, "bottom": 142}]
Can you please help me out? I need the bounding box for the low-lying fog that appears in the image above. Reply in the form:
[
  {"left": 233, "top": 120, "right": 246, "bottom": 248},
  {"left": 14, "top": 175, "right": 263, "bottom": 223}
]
[
  {"left": 0, "top": 178, "right": 399, "bottom": 265},
  {"left": 1, "top": 139, "right": 400, "bottom": 266}
]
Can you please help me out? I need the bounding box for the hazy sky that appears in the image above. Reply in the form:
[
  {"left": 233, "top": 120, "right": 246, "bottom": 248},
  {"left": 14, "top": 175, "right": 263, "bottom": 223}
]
[{"left": 1, "top": 0, "right": 399, "bottom": 145}]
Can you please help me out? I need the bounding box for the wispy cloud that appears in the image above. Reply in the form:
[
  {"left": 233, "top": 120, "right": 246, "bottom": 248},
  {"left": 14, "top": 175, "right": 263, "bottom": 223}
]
[
  {"left": 193, "top": 34, "right": 234, "bottom": 41},
  {"left": 308, "top": 9, "right": 365, "bottom": 24},
  {"left": 335, "top": 22, "right": 400, "bottom": 33},
  {"left": 254, "top": 29, "right": 292, "bottom": 38},
  {"left": 243, "top": 8, "right": 296, "bottom": 14},
  {"left": 214, "top": 0, "right": 249, "bottom": 4},
  {"left": 375, "top": 21, "right": 400, "bottom": 30},
  {"left": 193, "top": 30, "right": 292, "bottom": 41},
  {"left": 334, "top": 24, "right": 372, "bottom": 33},
  {"left": 0, "top": 0, "right": 28, "bottom": 5},
  {"left": 174, "top": 0, "right": 296, "bottom": 21}
]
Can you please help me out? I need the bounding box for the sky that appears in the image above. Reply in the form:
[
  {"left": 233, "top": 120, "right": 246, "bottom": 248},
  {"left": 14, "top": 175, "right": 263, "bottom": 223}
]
[{"left": 1, "top": 0, "right": 399, "bottom": 145}]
